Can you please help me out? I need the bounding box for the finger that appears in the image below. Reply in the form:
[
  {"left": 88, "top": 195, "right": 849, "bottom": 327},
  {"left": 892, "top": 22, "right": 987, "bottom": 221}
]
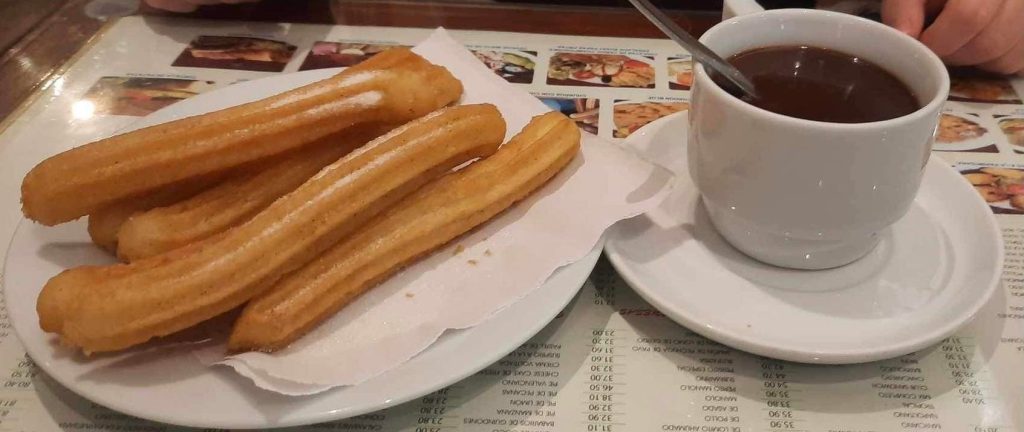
[
  {"left": 978, "top": 33, "right": 1024, "bottom": 75},
  {"left": 186, "top": 0, "right": 225, "bottom": 5},
  {"left": 920, "top": 0, "right": 1003, "bottom": 57},
  {"left": 882, "top": 0, "right": 928, "bottom": 37},
  {"left": 943, "top": 0, "right": 1024, "bottom": 65},
  {"left": 145, "top": 0, "right": 198, "bottom": 12}
]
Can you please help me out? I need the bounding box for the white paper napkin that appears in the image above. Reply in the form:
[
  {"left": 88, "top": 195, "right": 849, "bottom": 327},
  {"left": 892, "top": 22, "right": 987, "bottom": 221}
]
[{"left": 195, "top": 28, "right": 674, "bottom": 395}]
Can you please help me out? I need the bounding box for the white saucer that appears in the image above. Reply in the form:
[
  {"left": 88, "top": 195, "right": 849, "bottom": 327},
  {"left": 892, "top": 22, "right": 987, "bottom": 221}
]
[{"left": 605, "top": 113, "right": 1003, "bottom": 364}]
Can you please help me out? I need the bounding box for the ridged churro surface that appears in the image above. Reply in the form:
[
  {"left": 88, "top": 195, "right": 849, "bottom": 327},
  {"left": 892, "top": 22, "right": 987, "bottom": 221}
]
[
  {"left": 229, "top": 112, "right": 579, "bottom": 352},
  {"left": 22, "top": 48, "right": 462, "bottom": 225},
  {"left": 37, "top": 104, "right": 505, "bottom": 353},
  {"left": 116, "top": 126, "right": 391, "bottom": 261},
  {"left": 87, "top": 180, "right": 212, "bottom": 254}
]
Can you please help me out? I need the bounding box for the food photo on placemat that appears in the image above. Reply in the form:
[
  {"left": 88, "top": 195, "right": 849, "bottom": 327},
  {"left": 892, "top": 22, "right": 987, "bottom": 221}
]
[
  {"left": 299, "top": 42, "right": 407, "bottom": 71},
  {"left": 961, "top": 166, "right": 1024, "bottom": 214},
  {"left": 471, "top": 49, "right": 537, "bottom": 84},
  {"left": 948, "top": 69, "right": 1023, "bottom": 104},
  {"left": 934, "top": 112, "right": 999, "bottom": 152},
  {"left": 80, "top": 77, "right": 216, "bottom": 117},
  {"left": 997, "top": 116, "right": 1024, "bottom": 148},
  {"left": 538, "top": 97, "right": 599, "bottom": 135},
  {"left": 613, "top": 100, "right": 689, "bottom": 138},
  {"left": 172, "top": 35, "right": 297, "bottom": 72},
  {"left": 667, "top": 56, "right": 693, "bottom": 90},
  {"left": 547, "top": 52, "right": 655, "bottom": 88}
]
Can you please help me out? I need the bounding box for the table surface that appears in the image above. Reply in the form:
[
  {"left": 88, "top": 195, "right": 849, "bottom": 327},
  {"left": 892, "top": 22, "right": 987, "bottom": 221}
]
[
  {"left": 0, "top": 0, "right": 720, "bottom": 128},
  {"left": 0, "top": 4, "right": 1022, "bottom": 430}
]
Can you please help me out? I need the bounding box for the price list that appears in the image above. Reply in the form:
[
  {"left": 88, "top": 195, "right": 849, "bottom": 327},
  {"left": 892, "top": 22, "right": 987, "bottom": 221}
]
[
  {"left": 410, "top": 387, "right": 461, "bottom": 432},
  {"left": 874, "top": 356, "right": 943, "bottom": 430},
  {"left": 1000, "top": 227, "right": 1024, "bottom": 358},
  {"left": 583, "top": 327, "right": 625, "bottom": 432},
  {"left": 758, "top": 360, "right": 803, "bottom": 432}
]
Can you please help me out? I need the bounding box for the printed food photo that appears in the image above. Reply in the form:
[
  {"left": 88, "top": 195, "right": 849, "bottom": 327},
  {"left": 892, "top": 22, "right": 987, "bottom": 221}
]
[
  {"left": 547, "top": 52, "right": 655, "bottom": 88},
  {"left": 948, "top": 71, "right": 1023, "bottom": 104},
  {"left": 933, "top": 113, "right": 998, "bottom": 152},
  {"left": 299, "top": 42, "right": 405, "bottom": 70},
  {"left": 81, "top": 77, "right": 216, "bottom": 117},
  {"left": 539, "top": 97, "right": 599, "bottom": 135},
  {"left": 613, "top": 100, "right": 689, "bottom": 138},
  {"left": 173, "top": 35, "right": 297, "bottom": 72},
  {"left": 472, "top": 50, "right": 537, "bottom": 83},
  {"left": 667, "top": 57, "right": 693, "bottom": 90},
  {"left": 998, "top": 117, "right": 1024, "bottom": 147},
  {"left": 963, "top": 167, "right": 1024, "bottom": 214}
]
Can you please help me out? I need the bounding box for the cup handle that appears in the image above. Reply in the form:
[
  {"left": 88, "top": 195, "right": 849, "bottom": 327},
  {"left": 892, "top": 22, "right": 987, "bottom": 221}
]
[{"left": 722, "top": 0, "right": 766, "bottom": 19}]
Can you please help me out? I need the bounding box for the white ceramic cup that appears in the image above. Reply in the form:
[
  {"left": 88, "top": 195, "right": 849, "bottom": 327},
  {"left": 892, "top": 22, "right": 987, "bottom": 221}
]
[{"left": 688, "top": 9, "right": 950, "bottom": 270}]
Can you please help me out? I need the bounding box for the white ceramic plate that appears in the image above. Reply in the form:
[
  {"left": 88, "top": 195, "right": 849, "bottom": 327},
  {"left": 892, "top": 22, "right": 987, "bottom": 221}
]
[
  {"left": 3, "top": 69, "right": 600, "bottom": 429},
  {"left": 605, "top": 113, "right": 1003, "bottom": 364}
]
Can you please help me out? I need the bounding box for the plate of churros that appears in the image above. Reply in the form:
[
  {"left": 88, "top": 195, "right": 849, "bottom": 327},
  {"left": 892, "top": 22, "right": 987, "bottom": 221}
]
[{"left": 3, "top": 30, "right": 669, "bottom": 427}]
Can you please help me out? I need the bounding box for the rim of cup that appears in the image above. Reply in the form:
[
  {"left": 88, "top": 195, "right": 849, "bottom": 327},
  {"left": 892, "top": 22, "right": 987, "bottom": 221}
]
[{"left": 694, "top": 8, "right": 950, "bottom": 131}]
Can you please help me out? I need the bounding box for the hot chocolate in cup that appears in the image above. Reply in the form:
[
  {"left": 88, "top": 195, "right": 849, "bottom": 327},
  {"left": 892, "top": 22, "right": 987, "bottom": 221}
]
[{"left": 688, "top": 9, "right": 949, "bottom": 270}]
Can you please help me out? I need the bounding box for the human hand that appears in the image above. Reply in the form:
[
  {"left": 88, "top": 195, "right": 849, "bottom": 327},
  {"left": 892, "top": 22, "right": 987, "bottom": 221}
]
[
  {"left": 881, "top": 0, "right": 1024, "bottom": 75},
  {"left": 145, "top": 0, "right": 258, "bottom": 13}
]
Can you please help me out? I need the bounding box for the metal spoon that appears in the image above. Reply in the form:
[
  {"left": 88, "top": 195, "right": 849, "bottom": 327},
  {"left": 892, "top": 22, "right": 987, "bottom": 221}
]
[{"left": 627, "top": 0, "right": 758, "bottom": 99}]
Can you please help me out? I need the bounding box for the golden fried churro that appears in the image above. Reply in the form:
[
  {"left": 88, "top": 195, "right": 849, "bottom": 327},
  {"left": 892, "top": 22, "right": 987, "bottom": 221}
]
[
  {"left": 229, "top": 112, "right": 580, "bottom": 352},
  {"left": 116, "top": 126, "right": 391, "bottom": 261},
  {"left": 22, "top": 48, "right": 462, "bottom": 225},
  {"left": 87, "top": 181, "right": 212, "bottom": 254},
  {"left": 37, "top": 104, "right": 505, "bottom": 353}
]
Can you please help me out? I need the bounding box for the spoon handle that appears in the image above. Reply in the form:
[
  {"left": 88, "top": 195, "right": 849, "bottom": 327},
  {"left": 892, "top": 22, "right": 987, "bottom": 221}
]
[{"left": 627, "top": 0, "right": 758, "bottom": 98}]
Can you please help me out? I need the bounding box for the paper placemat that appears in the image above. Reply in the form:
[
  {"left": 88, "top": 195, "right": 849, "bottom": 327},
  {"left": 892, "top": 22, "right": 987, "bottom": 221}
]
[{"left": 0, "top": 16, "right": 1021, "bottom": 431}]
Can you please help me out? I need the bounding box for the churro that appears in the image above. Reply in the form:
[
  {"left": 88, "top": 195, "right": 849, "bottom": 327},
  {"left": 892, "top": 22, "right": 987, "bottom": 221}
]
[
  {"left": 87, "top": 181, "right": 211, "bottom": 254},
  {"left": 37, "top": 104, "right": 505, "bottom": 353},
  {"left": 22, "top": 48, "right": 462, "bottom": 225},
  {"left": 116, "top": 126, "right": 391, "bottom": 261},
  {"left": 229, "top": 112, "right": 579, "bottom": 352}
]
